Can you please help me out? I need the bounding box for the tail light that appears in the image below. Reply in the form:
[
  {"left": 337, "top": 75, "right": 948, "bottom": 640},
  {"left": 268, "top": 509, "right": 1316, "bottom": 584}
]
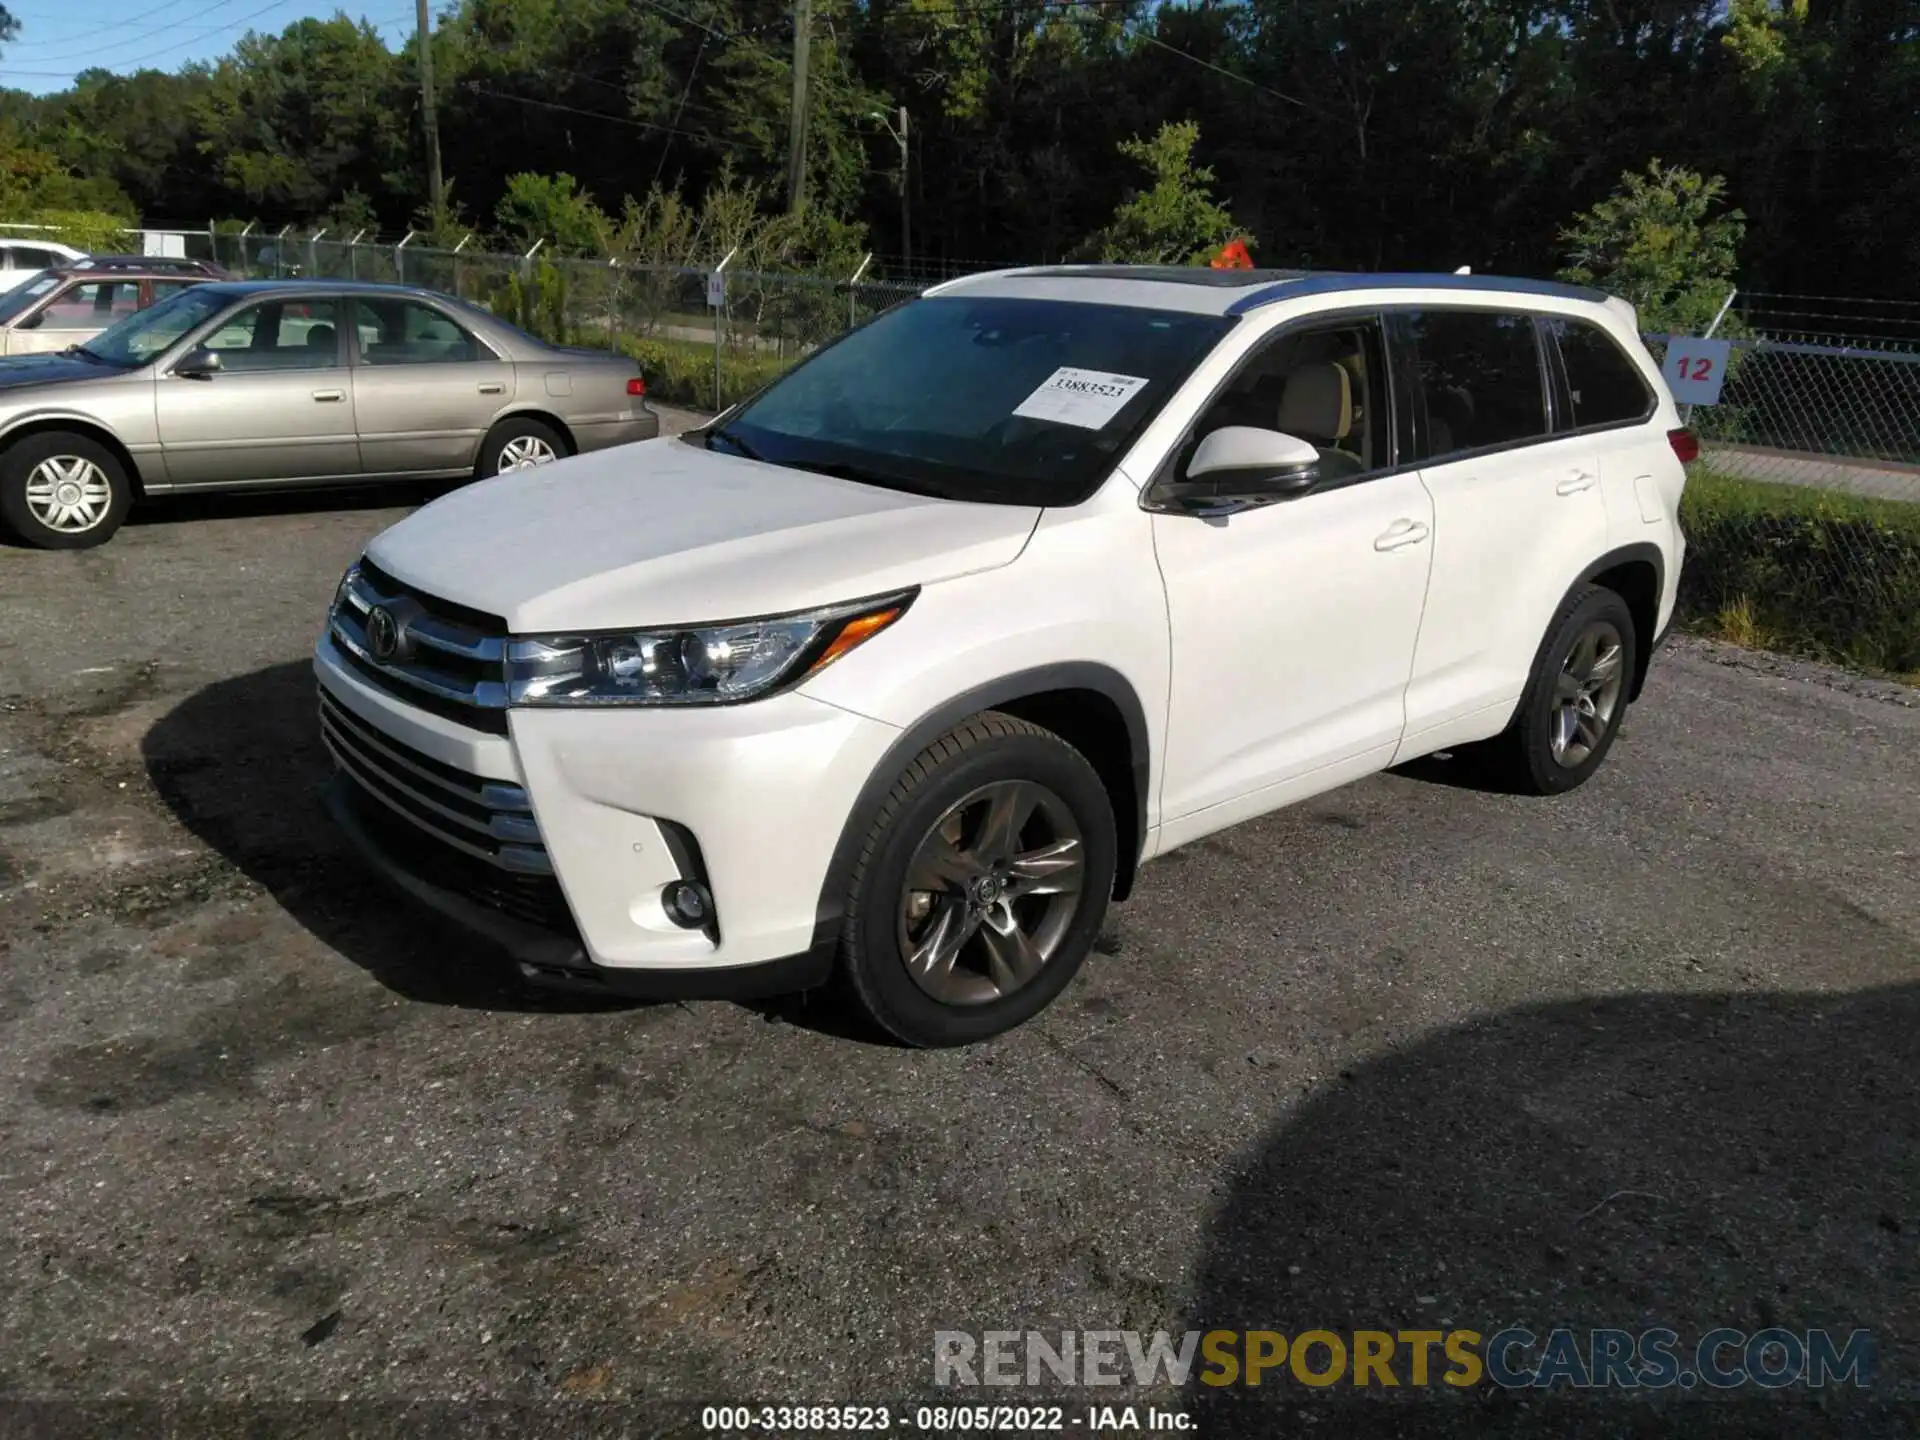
[
  {"left": 1667, "top": 428, "right": 1699, "bottom": 464},
  {"left": 626, "top": 376, "right": 647, "bottom": 397}
]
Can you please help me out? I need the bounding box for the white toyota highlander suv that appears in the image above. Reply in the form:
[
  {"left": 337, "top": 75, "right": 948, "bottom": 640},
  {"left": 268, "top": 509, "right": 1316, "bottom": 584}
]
[{"left": 314, "top": 267, "right": 1689, "bottom": 1046}]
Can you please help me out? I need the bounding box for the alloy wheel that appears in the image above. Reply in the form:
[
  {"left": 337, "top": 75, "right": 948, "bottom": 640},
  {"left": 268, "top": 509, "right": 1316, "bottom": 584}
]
[
  {"left": 498, "top": 435, "right": 558, "bottom": 470},
  {"left": 896, "top": 779, "right": 1086, "bottom": 1007},
  {"left": 1550, "top": 619, "right": 1625, "bottom": 767},
  {"left": 24, "top": 456, "right": 112, "bottom": 534}
]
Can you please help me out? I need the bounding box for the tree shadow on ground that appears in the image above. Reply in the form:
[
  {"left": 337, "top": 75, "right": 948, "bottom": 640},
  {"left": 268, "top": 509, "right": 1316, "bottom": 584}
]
[{"left": 1189, "top": 983, "right": 1919, "bottom": 1437}]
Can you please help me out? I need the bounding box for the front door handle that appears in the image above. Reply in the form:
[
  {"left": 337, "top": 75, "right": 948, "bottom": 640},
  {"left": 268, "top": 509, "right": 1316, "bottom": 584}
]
[
  {"left": 1374, "top": 519, "right": 1431, "bottom": 552},
  {"left": 312, "top": 388, "right": 345, "bottom": 402},
  {"left": 477, "top": 382, "right": 506, "bottom": 395},
  {"left": 1556, "top": 469, "right": 1597, "bottom": 496}
]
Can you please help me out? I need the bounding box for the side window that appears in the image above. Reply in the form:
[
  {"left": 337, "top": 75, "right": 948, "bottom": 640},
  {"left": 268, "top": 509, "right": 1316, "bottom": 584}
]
[
  {"left": 1182, "top": 317, "right": 1392, "bottom": 483},
  {"left": 354, "top": 299, "right": 481, "bottom": 365},
  {"left": 7, "top": 246, "right": 55, "bottom": 269},
  {"left": 148, "top": 279, "right": 200, "bottom": 303},
  {"left": 1547, "top": 318, "right": 1654, "bottom": 429},
  {"left": 1403, "top": 310, "right": 1547, "bottom": 459},
  {"left": 39, "top": 282, "right": 141, "bottom": 329},
  {"left": 200, "top": 300, "right": 342, "bottom": 371}
]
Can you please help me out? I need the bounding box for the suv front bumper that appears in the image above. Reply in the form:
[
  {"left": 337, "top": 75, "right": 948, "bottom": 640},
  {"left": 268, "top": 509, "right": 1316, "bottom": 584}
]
[{"left": 314, "top": 633, "right": 900, "bottom": 996}]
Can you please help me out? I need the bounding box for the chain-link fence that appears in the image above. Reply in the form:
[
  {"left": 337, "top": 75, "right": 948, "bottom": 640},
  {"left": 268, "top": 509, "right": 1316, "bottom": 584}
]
[
  {"left": 1647, "top": 331, "right": 1920, "bottom": 675},
  {"left": 197, "top": 229, "right": 925, "bottom": 411}
]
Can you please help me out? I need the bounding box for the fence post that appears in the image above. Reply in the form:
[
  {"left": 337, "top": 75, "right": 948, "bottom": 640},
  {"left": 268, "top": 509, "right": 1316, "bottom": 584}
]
[
  {"left": 274, "top": 225, "right": 291, "bottom": 277},
  {"left": 1684, "top": 287, "right": 1740, "bottom": 425},
  {"left": 395, "top": 229, "right": 414, "bottom": 285},
  {"left": 711, "top": 246, "right": 737, "bottom": 413},
  {"left": 308, "top": 228, "right": 326, "bottom": 276},
  {"left": 453, "top": 231, "right": 472, "bottom": 299},
  {"left": 348, "top": 228, "right": 367, "bottom": 279},
  {"left": 848, "top": 251, "right": 871, "bottom": 332}
]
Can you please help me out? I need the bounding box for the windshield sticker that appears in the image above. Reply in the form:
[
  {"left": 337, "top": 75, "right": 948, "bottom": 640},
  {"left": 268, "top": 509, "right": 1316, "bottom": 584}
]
[{"left": 1012, "top": 367, "right": 1151, "bottom": 430}]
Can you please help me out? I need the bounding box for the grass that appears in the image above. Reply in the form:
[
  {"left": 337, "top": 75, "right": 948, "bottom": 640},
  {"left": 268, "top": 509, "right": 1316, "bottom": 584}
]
[{"left": 1678, "top": 467, "right": 1920, "bottom": 678}]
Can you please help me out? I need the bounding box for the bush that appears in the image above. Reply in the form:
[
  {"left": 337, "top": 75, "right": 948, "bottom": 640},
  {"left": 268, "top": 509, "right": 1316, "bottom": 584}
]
[
  {"left": 1678, "top": 468, "right": 1920, "bottom": 674},
  {"left": 618, "top": 335, "right": 794, "bottom": 412}
]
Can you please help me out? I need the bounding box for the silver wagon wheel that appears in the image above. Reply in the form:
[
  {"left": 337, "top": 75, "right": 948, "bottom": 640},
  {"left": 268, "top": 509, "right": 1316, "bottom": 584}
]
[
  {"left": 23, "top": 455, "right": 113, "bottom": 534},
  {"left": 497, "top": 434, "right": 559, "bottom": 470}
]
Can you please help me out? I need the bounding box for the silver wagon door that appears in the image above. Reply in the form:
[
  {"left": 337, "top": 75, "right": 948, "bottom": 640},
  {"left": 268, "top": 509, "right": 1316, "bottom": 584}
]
[{"left": 347, "top": 296, "right": 516, "bottom": 477}]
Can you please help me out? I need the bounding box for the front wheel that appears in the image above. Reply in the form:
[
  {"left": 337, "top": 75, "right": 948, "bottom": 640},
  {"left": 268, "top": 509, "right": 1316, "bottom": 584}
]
[
  {"left": 837, "top": 712, "right": 1118, "bottom": 1047},
  {"left": 0, "top": 433, "right": 133, "bottom": 550},
  {"left": 475, "top": 417, "right": 568, "bottom": 480}
]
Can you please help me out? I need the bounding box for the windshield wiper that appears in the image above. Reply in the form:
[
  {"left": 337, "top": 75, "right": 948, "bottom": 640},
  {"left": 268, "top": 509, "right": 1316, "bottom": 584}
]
[{"left": 704, "top": 424, "right": 764, "bottom": 461}]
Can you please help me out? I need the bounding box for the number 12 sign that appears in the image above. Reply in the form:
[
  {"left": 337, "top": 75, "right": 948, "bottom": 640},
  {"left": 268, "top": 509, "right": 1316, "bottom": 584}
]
[{"left": 1662, "top": 337, "right": 1731, "bottom": 406}]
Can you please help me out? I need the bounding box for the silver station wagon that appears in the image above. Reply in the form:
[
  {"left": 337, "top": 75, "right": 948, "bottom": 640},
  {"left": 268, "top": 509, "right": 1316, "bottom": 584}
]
[{"left": 0, "top": 278, "right": 660, "bottom": 549}]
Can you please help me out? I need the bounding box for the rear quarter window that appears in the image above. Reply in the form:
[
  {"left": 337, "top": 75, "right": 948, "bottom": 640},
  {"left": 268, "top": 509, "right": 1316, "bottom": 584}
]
[
  {"left": 1547, "top": 318, "right": 1655, "bottom": 429},
  {"left": 1401, "top": 309, "right": 1549, "bottom": 459}
]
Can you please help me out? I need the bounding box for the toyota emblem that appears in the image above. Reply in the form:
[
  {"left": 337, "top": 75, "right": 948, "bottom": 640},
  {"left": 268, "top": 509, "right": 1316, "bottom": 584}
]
[{"left": 366, "top": 605, "right": 401, "bottom": 661}]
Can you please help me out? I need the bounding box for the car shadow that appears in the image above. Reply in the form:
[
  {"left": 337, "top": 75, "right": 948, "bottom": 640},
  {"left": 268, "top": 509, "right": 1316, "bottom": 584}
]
[
  {"left": 141, "top": 659, "right": 891, "bottom": 1037},
  {"left": 1187, "top": 982, "right": 1917, "bottom": 1436},
  {"left": 127, "top": 481, "right": 446, "bottom": 529},
  {"left": 141, "top": 660, "right": 649, "bottom": 1014}
]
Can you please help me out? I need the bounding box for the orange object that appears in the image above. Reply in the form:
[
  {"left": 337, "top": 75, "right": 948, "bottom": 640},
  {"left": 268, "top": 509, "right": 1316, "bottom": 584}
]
[{"left": 1211, "top": 238, "right": 1253, "bottom": 269}]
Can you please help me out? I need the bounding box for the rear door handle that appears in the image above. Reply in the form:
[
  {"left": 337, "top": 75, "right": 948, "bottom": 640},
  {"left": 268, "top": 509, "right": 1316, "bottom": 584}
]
[
  {"left": 477, "top": 382, "right": 506, "bottom": 395},
  {"left": 311, "top": 388, "right": 344, "bottom": 402},
  {"left": 1374, "top": 519, "right": 1430, "bottom": 552},
  {"left": 1556, "top": 470, "right": 1597, "bottom": 495}
]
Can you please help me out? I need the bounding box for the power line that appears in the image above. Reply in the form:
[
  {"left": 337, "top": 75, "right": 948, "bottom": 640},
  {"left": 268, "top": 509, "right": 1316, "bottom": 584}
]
[
  {"left": 1127, "top": 26, "right": 1318, "bottom": 114},
  {"left": 462, "top": 81, "right": 762, "bottom": 156}
]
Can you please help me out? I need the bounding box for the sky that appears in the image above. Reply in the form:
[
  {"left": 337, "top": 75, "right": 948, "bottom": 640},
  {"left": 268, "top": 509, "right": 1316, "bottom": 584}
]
[{"left": 2, "top": 0, "right": 412, "bottom": 95}]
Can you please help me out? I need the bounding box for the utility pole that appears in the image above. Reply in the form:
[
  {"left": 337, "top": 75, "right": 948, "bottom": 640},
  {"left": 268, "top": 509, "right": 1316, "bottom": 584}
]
[
  {"left": 896, "top": 105, "right": 910, "bottom": 268},
  {"left": 416, "top": 0, "right": 445, "bottom": 219},
  {"left": 871, "top": 107, "right": 910, "bottom": 268},
  {"left": 786, "top": 0, "right": 812, "bottom": 214}
]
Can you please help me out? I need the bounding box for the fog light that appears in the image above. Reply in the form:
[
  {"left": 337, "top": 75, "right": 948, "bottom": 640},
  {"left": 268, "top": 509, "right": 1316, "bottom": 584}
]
[{"left": 663, "top": 879, "right": 715, "bottom": 929}]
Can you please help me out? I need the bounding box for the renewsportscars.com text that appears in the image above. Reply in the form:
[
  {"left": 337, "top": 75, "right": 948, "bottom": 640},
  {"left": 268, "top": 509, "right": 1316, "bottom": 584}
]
[{"left": 934, "top": 1328, "right": 1875, "bottom": 1390}]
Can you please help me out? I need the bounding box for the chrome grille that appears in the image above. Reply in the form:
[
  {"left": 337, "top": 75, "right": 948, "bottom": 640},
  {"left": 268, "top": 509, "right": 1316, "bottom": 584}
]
[
  {"left": 327, "top": 558, "right": 511, "bottom": 734},
  {"left": 320, "top": 688, "right": 549, "bottom": 874}
]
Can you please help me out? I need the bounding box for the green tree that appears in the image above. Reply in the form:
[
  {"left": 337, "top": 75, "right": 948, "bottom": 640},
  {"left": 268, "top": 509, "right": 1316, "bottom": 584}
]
[
  {"left": 493, "top": 171, "right": 613, "bottom": 254},
  {"left": 1081, "top": 120, "right": 1240, "bottom": 265},
  {"left": 1557, "top": 160, "right": 1746, "bottom": 335}
]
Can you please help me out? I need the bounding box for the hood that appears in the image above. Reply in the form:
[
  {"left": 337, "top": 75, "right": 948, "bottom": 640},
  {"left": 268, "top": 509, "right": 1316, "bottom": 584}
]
[
  {"left": 364, "top": 436, "right": 1042, "bottom": 632},
  {"left": 0, "top": 352, "right": 117, "bottom": 391}
]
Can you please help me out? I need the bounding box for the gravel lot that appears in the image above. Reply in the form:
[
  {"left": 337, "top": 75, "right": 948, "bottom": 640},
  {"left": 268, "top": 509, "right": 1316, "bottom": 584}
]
[{"left": 1, "top": 422, "right": 1916, "bottom": 1435}]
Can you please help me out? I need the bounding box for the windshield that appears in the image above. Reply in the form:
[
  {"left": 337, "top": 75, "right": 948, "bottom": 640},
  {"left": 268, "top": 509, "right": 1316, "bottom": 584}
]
[
  {"left": 712, "top": 296, "right": 1233, "bottom": 504},
  {"left": 0, "top": 272, "right": 59, "bottom": 324},
  {"left": 81, "top": 285, "right": 234, "bottom": 366}
]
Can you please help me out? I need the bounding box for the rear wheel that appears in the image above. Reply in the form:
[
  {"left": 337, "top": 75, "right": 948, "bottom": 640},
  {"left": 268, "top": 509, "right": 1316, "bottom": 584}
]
[
  {"left": 0, "top": 433, "right": 132, "bottom": 550},
  {"left": 1485, "top": 585, "right": 1636, "bottom": 795},
  {"left": 838, "top": 712, "right": 1117, "bottom": 1047},
  {"left": 476, "top": 417, "right": 567, "bottom": 479}
]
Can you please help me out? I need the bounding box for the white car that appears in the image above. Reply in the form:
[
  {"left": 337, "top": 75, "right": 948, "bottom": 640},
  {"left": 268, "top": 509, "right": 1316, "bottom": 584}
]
[
  {"left": 315, "top": 266, "right": 1689, "bottom": 1046},
  {"left": 0, "top": 237, "right": 86, "bottom": 288}
]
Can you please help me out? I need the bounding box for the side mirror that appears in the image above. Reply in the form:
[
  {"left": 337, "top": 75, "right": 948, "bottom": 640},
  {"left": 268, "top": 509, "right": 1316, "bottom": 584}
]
[
  {"left": 175, "top": 347, "right": 222, "bottom": 379},
  {"left": 1170, "top": 425, "right": 1321, "bottom": 511}
]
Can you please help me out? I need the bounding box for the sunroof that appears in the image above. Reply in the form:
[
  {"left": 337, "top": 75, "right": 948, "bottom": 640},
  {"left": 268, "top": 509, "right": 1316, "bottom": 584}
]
[{"left": 1019, "top": 265, "right": 1317, "bottom": 288}]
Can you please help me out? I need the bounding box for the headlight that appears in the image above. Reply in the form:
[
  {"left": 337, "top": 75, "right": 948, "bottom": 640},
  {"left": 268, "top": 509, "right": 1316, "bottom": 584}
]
[{"left": 505, "top": 590, "right": 914, "bottom": 707}]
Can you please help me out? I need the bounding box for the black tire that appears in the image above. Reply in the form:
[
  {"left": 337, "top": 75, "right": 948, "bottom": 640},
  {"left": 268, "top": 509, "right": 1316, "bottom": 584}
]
[
  {"left": 0, "top": 432, "right": 133, "bottom": 550},
  {"left": 475, "top": 416, "right": 568, "bottom": 480},
  {"left": 838, "top": 712, "right": 1118, "bottom": 1048},
  {"left": 1484, "top": 584, "right": 1638, "bottom": 796}
]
